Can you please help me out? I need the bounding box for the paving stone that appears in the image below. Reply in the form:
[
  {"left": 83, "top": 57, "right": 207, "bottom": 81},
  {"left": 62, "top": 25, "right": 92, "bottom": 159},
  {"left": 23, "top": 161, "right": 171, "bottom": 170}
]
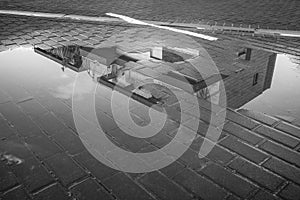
[
  {"left": 21, "top": 34, "right": 33, "bottom": 40},
  {"left": 103, "top": 173, "right": 155, "bottom": 200},
  {"left": 11, "top": 157, "right": 54, "bottom": 192},
  {"left": 189, "top": 134, "right": 207, "bottom": 150},
  {"left": 134, "top": 144, "right": 170, "bottom": 168},
  {"left": 173, "top": 168, "right": 227, "bottom": 200},
  {"left": 255, "top": 125, "right": 299, "bottom": 148},
  {"left": 2, "top": 186, "right": 32, "bottom": 200},
  {"left": 96, "top": 112, "right": 120, "bottom": 133},
  {"left": 85, "top": 39, "right": 100, "bottom": 45},
  {"left": 167, "top": 109, "right": 193, "bottom": 124},
  {"left": 223, "top": 121, "right": 264, "bottom": 145},
  {"left": 34, "top": 35, "right": 48, "bottom": 41},
  {"left": 226, "top": 194, "right": 241, "bottom": 200},
  {"left": 54, "top": 110, "right": 76, "bottom": 131},
  {"left": 43, "top": 40, "right": 58, "bottom": 46},
  {"left": 107, "top": 127, "right": 150, "bottom": 153},
  {"left": 52, "top": 128, "right": 86, "bottom": 155},
  {"left": 238, "top": 109, "right": 278, "bottom": 126},
  {"left": 145, "top": 131, "right": 173, "bottom": 149},
  {"left": 95, "top": 95, "right": 113, "bottom": 113},
  {"left": 80, "top": 32, "right": 94, "bottom": 38},
  {"left": 226, "top": 194, "right": 240, "bottom": 200},
  {"left": 178, "top": 148, "right": 209, "bottom": 170},
  {"left": 25, "top": 135, "right": 62, "bottom": 159},
  {"left": 226, "top": 109, "right": 260, "bottom": 130},
  {"left": 192, "top": 137, "right": 236, "bottom": 165},
  {"left": 72, "top": 40, "right": 89, "bottom": 46},
  {"left": 0, "top": 136, "right": 34, "bottom": 160},
  {"left": 33, "top": 183, "right": 70, "bottom": 200},
  {"left": 45, "top": 98, "right": 72, "bottom": 116},
  {"left": 251, "top": 190, "right": 279, "bottom": 200},
  {"left": 201, "top": 163, "right": 258, "bottom": 198},
  {"left": 138, "top": 171, "right": 192, "bottom": 200},
  {"left": 1, "top": 0, "right": 300, "bottom": 31},
  {"left": 35, "top": 43, "right": 51, "bottom": 50},
  {"left": 220, "top": 136, "right": 269, "bottom": 164},
  {"left": 172, "top": 125, "right": 197, "bottom": 146},
  {"left": 275, "top": 122, "right": 300, "bottom": 139},
  {"left": 0, "top": 81, "right": 32, "bottom": 103},
  {"left": 18, "top": 99, "right": 49, "bottom": 120},
  {"left": 27, "top": 38, "right": 42, "bottom": 45},
  {"left": 59, "top": 40, "right": 75, "bottom": 46},
  {"left": 0, "top": 120, "right": 16, "bottom": 139},
  {"left": 158, "top": 118, "right": 180, "bottom": 136},
  {"left": 1, "top": 39, "right": 15, "bottom": 45},
  {"left": 199, "top": 108, "right": 226, "bottom": 127},
  {"left": 229, "top": 157, "right": 284, "bottom": 191},
  {"left": 49, "top": 37, "right": 65, "bottom": 42},
  {"left": 183, "top": 118, "right": 227, "bottom": 142},
  {"left": 73, "top": 151, "right": 119, "bottom": 181},
  {"left": 90, "top": 36, "right": 104, "bottom": 42},
  {"left": 33, "top": 112, "right": 68, "bottom": 135},
  {"left": 12, "top": 38, "right": 28, "bottom": 45},
  {"left": 42, "top": 32, "right": 57, "bottom": 38},
  {"left": 105, "top": 148, "right": 150, "bottom": 174},
  {"left": 45, "top": 153, "right": 87, "bottom": 186},
  {"left": 259, "top": 141, "right": 300, "bottom": 167},
  {"left": 0, "top": 102, "right": 44, "bottom": 137},
  {"left": 70, "top": 178, "right": 114, "bottom": 200},
  {"left": 159, "top": 159, "right": 185, "bottom": 179},
  {"left": 0, "top": 163, "right": 18, "bottom": 192},
  {"left": 278, "top": 183, "right": 300, "bottom": 200},
  {"left": 262, "top": 157, "right": 300, "bottom": 185}
]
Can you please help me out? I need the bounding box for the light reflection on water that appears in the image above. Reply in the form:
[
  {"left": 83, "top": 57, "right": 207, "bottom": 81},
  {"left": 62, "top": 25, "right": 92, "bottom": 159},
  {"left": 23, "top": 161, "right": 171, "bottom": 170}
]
[
  {"left": 0, "top": 47, "right": 165, "bottom": 132},
  {"left": 0, "top": 47, "right": 102, "bottom": 104},
  {"left": 0, "top": 47, "right": 77, "bottom": 100},
  {"left": 1, "top": 48, "right": 300, "bottom": 122},
  {"left": 243, "top": 54, "right": 300, "bottom": 120}
]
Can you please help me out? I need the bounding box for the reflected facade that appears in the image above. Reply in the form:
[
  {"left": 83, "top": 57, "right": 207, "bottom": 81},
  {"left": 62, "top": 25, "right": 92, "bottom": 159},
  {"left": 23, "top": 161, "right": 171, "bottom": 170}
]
[{"left": 34, "top": 43, "right": 277, "bottom": 110}]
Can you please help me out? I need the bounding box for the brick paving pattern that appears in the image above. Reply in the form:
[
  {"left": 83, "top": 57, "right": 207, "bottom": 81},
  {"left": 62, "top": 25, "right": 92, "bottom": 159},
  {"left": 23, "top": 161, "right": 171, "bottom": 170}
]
[
  {"left": 0, "top": 0, "right": 300, "bottom": 30},
  {"left": 1, "top": 93, "right": 299, "bottom": 200},
  {"left": 0, "top": 4, "right": 300, "bottom": 200}
]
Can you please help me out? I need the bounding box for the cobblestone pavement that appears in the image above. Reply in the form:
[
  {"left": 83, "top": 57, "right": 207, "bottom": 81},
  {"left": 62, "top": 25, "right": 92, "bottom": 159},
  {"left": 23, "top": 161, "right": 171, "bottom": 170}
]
[
  {"left": 0, "top": 14, "right": 300, "bottom": 57},
  {"left": 0, "top": 0, "right": 300, "bottom": 30},
  {"left": 0, "top": 13, "right": 300, "bottom": 200}
]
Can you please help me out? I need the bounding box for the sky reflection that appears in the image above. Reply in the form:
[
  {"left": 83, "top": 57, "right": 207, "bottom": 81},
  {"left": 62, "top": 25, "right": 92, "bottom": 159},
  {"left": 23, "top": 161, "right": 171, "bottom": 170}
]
[{"left": 243, "top": 54, "right": 300, "bottom": 120}]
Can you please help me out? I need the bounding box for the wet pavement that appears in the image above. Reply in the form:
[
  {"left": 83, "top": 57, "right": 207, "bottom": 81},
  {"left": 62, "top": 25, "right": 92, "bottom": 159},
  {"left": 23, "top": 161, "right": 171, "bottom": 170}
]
[
  {"left": 1, "top": 0, "right": 300, "bottom": 30},
  {"left": 0, "top": 6, "right": 300, "bottom": 200}
]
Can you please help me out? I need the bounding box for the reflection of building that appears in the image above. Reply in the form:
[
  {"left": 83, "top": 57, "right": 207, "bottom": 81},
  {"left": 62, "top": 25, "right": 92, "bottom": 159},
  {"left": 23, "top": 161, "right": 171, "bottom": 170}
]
[
  {"left": 35, "top": 45, "right": 227, "bottom": 105},
  {"left": 219, "top": 46, "right": 277, "bottom": 109},
  {"left": 34, "top": 42, "right": 276, "bottom": 109}
]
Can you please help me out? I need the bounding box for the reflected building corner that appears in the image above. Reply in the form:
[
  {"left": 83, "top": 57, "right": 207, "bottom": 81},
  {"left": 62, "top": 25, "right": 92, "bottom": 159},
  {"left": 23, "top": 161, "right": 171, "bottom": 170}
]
[{"left": 220, "top": 44, "right": 277, "bottom": 109}]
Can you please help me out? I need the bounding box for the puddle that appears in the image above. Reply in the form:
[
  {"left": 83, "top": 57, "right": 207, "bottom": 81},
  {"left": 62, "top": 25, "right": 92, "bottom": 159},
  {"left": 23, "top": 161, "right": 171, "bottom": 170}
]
[
  {"left": 243, "top": 54, "right": 300, "bottom": 121},
  {"left": 1, "top": 42, "right": 300, "bottom": 118},
  {"left": 0, "top": 47, "right": 183, "bottom": 143},
  {"left": 1, "top": 45, "right": 299, "bottom": 124},
  {"left": 1, "top": 42, "right": 300, "bottom": 173},
  {"left": 0, "top": 47, "right": 77, "bottom": 99}
]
